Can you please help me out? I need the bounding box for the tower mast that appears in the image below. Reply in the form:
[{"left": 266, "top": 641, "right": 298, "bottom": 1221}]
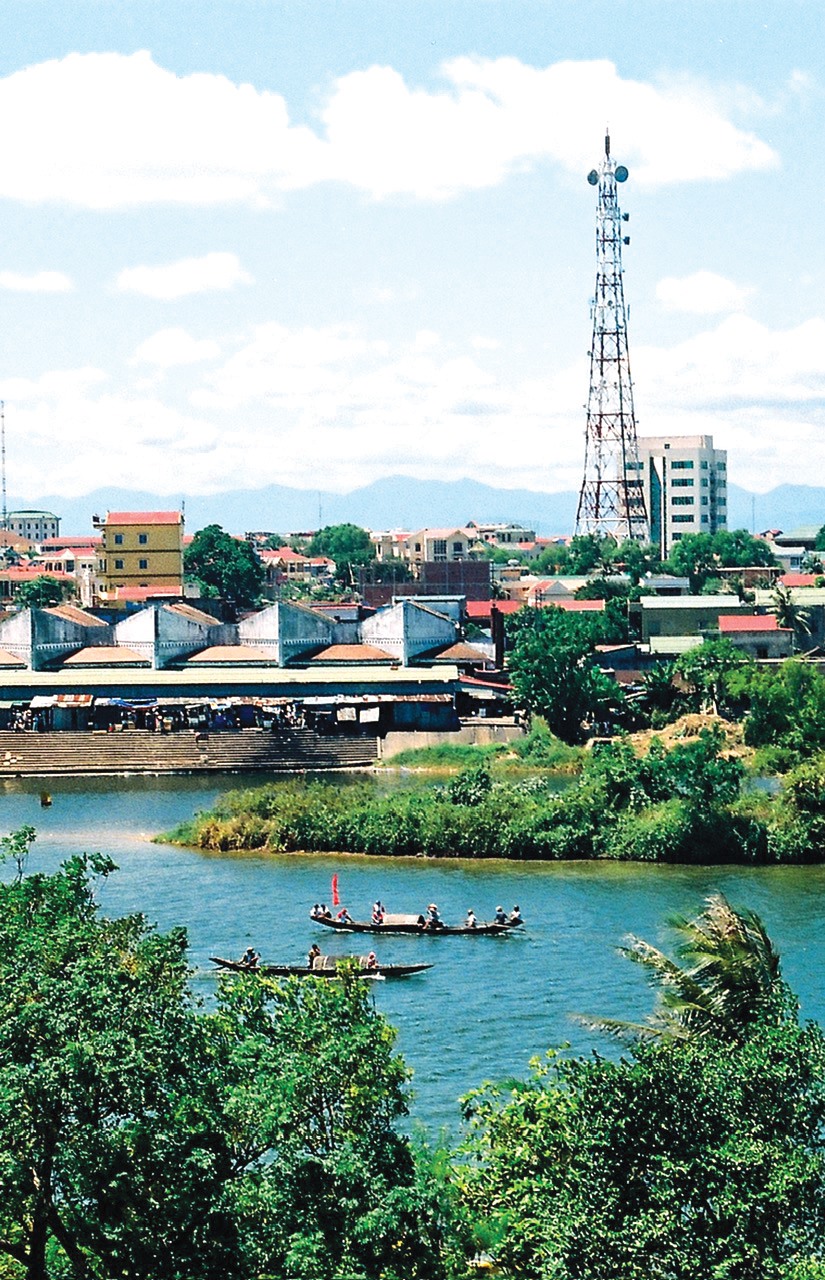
[
  {"left": 575, "top": 131, "right": 648, "bottom": 542},
  {"left": 0, "top": 401, "right": 6, "bottom": 531}
]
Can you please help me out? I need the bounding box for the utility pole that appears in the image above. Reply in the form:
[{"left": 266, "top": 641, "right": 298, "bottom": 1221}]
[
  {"left": 575, "top": 131, "right": 648, "bottom": 542},
  {"left": 0, "top": 401, "right": 6, "bottom": 530}
]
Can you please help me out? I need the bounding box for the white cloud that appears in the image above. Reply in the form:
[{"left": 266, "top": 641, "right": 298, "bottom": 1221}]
[
  {"left": 9, "top": 311, "right": 825, "bottom": 501},
  {"left": 656, "top": 270, "right": 754, "bottom": 315},
  {"left": 0, "top": 51, "right": 778, "bottom": 209},
  {"left": 132, "top": 328, "right": 222, "bottom": 368},
  {"left": 0, "top": 269, "right": 73, "bottom": 292},
  {"left": 116, "top": 252, "right": 252, "bottom": 299}
]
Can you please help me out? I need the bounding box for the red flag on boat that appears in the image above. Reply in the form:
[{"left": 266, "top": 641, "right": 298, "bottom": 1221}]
[{"left": 331, "top": 874, "right": 340, "bottom": 907}]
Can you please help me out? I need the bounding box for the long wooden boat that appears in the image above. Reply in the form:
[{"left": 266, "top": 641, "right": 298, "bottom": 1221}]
[
  {"left": 210, "top": 955, "right": 432, "bottom": 978},
  {"left": 312, "top": 912, "right": 519, "bottom": 936}
]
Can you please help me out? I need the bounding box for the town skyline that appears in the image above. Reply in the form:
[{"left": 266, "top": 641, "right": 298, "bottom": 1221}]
[{"left": 1, "top": 2, "right": 823, "bottom": 501}]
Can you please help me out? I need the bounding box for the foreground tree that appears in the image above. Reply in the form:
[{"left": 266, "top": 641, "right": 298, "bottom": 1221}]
[
  {"left": 460, "top": 900, "right": 825, "bottom": 1280},
  {"left": 0, "top": 841, "right": 239, "bottom": 1280},
  {"left": 0, "top": 836, "right": 466, "bottom": 1280},
  {"left": 184, "top": 523, "right": 264, "bottom": 607},
  {"left": 582, "top": 893, "right": 783, "bottom": 1043}
]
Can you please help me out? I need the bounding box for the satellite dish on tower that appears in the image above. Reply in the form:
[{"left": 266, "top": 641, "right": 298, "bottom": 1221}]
[
  {"left": 615, "top": 165, "right": 629, "bottom": 183},
  {"left": 587, "top": 169, "right": 599, "bottom": 186}
]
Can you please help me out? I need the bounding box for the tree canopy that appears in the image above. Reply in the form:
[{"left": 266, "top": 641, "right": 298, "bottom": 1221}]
[
  {"left": 15, "top": 575, "right": 70, "bottom": 609},
  {"left": 0, "top": 837, "right": 465, "bottom": 1280},
  {"left": 460, "top": 899, "right": 825, "bottom": 1280},
  {"left": 506, "top": 605, "right": 630, "bottom": 743},
  {"left": 308, "top": 523, "right": 375, "bottom": 585},
  {"left": 184, "top": 524, "right": 264, "bottom": 607},
  {"left": 665, "top": 529, "right": 777, "bottom": 591}
]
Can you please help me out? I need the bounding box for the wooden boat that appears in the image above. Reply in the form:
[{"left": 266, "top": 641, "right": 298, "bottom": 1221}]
[
  {"left": 210, "top": 955, "right": 432, "bottom": 979},
  {"left": 312, "top": 912, "right": 518, "bottom": 936}
]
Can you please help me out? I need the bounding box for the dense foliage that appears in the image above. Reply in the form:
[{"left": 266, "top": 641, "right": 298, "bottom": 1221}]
[
  {"left": 184, "top": 523, "right": 264, "bottom": 607},
  {"left": 506, "top": 605, "right": 631, "bottom": 744},
  {"left": 309, "top": 523, "right": 376, "bottom": 585},
  {"left": 15, "top": 576, "right": 70, "bottom": 609},
  {"left": 459, "top": 897, "right": 825, "bottom": 1279},
  {"left": 165, "top": 727, "right": 824, "bottom": 863},
  {"left": 0, "top": 838, "right": 465, "bottom": 1280}
]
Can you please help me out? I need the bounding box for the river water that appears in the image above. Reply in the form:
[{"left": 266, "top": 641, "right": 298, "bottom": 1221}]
[{"left": 3, "top": 771, "right": 825, "bottom": 1135}]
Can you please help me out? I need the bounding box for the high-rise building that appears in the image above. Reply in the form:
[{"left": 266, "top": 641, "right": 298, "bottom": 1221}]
[{"left": 631, "top": 435, "right": 727, "bottom": 556}]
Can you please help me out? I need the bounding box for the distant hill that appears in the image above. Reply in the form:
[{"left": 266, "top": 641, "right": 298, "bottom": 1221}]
[
  {"left": 9, "top": 476, "right": 825, "bottom": 539},
  {"left": 11, "top": 478, "right": 580, "bottom": 538}
]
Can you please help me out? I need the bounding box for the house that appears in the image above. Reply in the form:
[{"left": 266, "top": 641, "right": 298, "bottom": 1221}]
[
  {"left": 639, "top": 595, "right": 752, "bottom": 647},
  {"left": 93, "top": 511, "right": 184, "bottom": 599},
  {"left": 718, "top": 614, "right": 793, "bottom": 660}
]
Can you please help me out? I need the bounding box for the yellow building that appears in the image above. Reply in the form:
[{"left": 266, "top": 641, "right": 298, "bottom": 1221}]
[{"left": 93, "top": 511, "right": 184, "bottom": 597}]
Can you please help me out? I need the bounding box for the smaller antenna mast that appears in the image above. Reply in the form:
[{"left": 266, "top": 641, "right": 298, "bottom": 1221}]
[{"left": 1, "top": 401, "right": 7, "bottom": 531}]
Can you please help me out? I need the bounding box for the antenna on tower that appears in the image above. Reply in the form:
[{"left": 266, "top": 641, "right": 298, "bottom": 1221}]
[
  {"left": 0, "top": 401, "right": 7, "bottom": 531},
  {"left": 575, "top": 135, "right": 648, "bottom": 543}
]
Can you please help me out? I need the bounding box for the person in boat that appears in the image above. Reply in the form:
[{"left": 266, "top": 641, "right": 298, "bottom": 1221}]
[
  {"left": 365, "top": 951, "right": 379, "bottom": 969},
  {"left": 240, "top": 947, "right": 260, "bottom": 969},
  {"left": 494, "top": 905, "right": 508, "bottom": 926},
  {"left": 319, "top": 904, "right": 332, "bottom": 919},
  {"left": 465, "top": 909, "right": 477, "bottom": 929},
  {"left": 307, "top": 943, "right": 322, "bottom": 970},
  {"left": 336, "top": 907, "right": 353, "bottom": 924},
  {"left": 509, "top": 905, "right": 523, "bottom": 926},
  {"left": 371, "top": 900, "right": 385, "bottom": 925},
  {"left": 423, "top": 903, "right": 442, "bottom": 930},
  {"left": 310, "top": 903, "right": 321, "bottom": 920}
]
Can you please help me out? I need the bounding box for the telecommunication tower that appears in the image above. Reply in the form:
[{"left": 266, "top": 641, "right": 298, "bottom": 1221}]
[{"left": 575, "top": 131, "right": 648, "bottom": 542}]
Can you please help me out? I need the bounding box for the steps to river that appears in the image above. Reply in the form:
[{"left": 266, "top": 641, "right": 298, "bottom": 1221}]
[{"left": 0, "top": 728, "right": 379, "bottom": 776}]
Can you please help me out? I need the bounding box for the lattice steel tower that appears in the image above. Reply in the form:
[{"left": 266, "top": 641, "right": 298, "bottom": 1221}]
[{"left": 575, "top": 131, "right": 648, "bottom": 541}]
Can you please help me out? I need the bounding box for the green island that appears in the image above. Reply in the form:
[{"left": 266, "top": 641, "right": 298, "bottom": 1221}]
[
  {"left": 163, "top": 728, "right": 824, "bottom": 862},
  {"left": 3, "top": 826, "right": 825, "bottom": 1280},
  {"left": 164, "top": 607, "right": 825, "bottom": 864}
]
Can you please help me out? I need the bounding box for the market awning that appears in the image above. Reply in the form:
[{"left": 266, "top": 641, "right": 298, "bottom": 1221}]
[
  {"left": 54, "top": 694, "right": 93, "bottom": 707},
  {"left": 30, "top": 695, "right": 57, "bottom": 709}
]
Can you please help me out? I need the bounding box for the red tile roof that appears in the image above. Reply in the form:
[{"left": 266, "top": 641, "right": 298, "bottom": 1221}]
[
  {"left": 105, "top": 585, "right": 182, "bottom": 601},
  {"left": 465, "top": 600, "right": 522, "bottom": 619},
  {"left": 547, "top": 598, "right": 606, "bottom": 613},
  {"left": 104, "top": 511, "right": 182, "bottom": 525},
  {"left": 781, "top": 574, "right": 819, "bottom": 587},
  {"left": 310, "top": 644, "right": 395, "bottom": 663},
  {"left": 718, "top": 614, "right": 789, "bottom": 633}
]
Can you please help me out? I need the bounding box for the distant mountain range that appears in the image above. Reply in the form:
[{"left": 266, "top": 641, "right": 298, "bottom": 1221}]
[{"left": 7, "top": 476, "right": 825, "bottom": 539}]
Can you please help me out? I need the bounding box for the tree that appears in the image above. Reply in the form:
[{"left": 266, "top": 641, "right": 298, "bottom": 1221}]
[
  {"left": 814, "top": 523, "right": 825, "bottom": 553},
  {"left": 581, "top": 893, "right": 783, "bottom": 1043},
  {"left": 309, "top": 523, "right": 375, "bottom": 586},
  {"left": 460, "top": 902, "right": 825, "bottom": 1280},
  {"left": 0, "top": 844, "right": 241, "bottom": 1280},
  {"left": 0, "top": 838, "right": 465, "bottom": 1280},
  {"left": 184, "top": 524, "right": 264, "bottom": 607},
  {"left": 507, "top": 608, "right": 628, "bottom": 744},
  {"left": 15, "top": 576, "right": 70, "bottom": 609},
  {"left": 673, "top": 636, "right": 750, "bottom": 714},
  {"left": 215, "top": 968, "right": 467, "bottom": 1278},
  {"left": 666, "top": 529, "right": 777, "bottom": 592}
]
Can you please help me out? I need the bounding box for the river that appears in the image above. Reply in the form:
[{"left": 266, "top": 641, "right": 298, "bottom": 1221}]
[{"left": 3, "top": 771, "right": 825, "bottom": 1135}]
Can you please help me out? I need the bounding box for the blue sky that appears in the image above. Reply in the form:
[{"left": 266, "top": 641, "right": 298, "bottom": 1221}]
[{"left": 0, "top": 1, "right": 822, "bottom": 503}]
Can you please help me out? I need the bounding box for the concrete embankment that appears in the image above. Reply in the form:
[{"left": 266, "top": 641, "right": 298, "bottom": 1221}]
[{"left": 0, "top": 728, "right": 380, "bottom": 777}]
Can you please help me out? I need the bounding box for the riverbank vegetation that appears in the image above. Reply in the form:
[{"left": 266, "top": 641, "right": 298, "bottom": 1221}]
[
  {"left": 3, "top": 833, "right": 825, "bottom": 1279},
  {"left": 164, "top": 726, "right": 825, "bottom": 863}
]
